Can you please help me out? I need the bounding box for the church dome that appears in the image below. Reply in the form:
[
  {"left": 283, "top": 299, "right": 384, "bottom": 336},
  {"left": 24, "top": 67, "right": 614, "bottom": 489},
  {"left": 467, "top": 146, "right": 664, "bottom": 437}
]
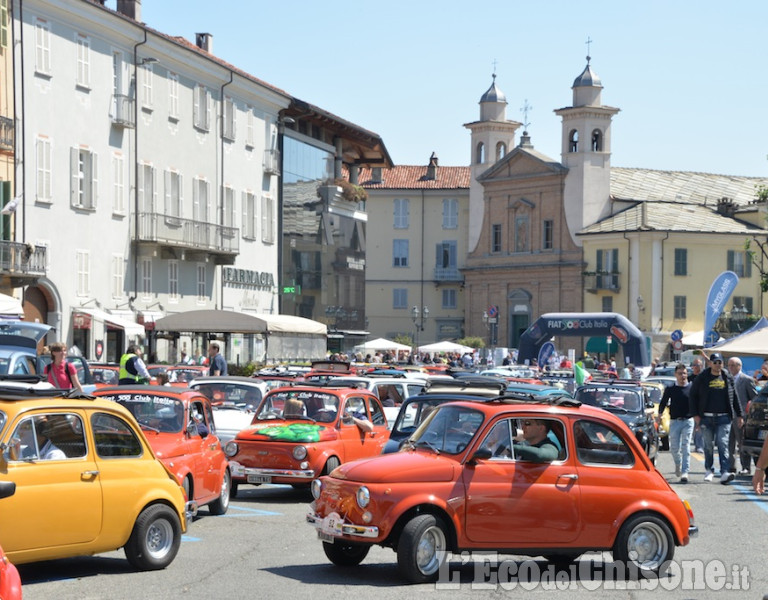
[
  {"left": 480, "top": 75, "right": 507, "bottom": 103},
  {"left": 573, "top": 60, "right": 602, "bottom": 88}
]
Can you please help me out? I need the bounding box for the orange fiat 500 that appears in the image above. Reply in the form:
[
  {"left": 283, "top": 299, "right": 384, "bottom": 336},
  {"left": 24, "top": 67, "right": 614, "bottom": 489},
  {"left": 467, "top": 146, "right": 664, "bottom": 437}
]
[
  {"left": 225, "top": 386, "right": 389, "bottom": 495},
  {"left": 94, "top": 386, "right": 231, "bottom": 516},
  {"left": 308, "top": 396, "right": 697, "bottom": 583}
]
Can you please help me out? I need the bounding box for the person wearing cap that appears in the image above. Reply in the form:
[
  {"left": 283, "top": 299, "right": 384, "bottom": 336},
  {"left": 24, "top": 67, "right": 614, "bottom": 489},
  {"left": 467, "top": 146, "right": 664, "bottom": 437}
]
[{"left": 690, "top": 352, "right": 743, "bottom": 484}]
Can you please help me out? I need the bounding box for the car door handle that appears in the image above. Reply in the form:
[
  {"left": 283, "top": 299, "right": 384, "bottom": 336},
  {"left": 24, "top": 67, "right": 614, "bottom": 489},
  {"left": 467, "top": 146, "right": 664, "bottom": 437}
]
[
  {"left": 81, "top": 470, "right": 99, "bottom": 479},
  {"left": 558, "top": 473, "right": 578, "bottom": 481}
]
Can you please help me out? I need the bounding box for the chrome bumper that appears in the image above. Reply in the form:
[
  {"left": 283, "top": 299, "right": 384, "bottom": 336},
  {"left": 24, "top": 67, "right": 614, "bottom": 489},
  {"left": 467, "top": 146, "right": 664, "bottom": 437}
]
[
  {"left": 307, "top": 511, "right": 379, "bottom": 539},
  {"left": 688, "top": 525, "right": 699, "bottom": 538},
  {"left": 185, "top": 500, "right": 198, "bottom": 523},
  {"left": 229, "top": 461, "right": 314, "bottom": 480}
]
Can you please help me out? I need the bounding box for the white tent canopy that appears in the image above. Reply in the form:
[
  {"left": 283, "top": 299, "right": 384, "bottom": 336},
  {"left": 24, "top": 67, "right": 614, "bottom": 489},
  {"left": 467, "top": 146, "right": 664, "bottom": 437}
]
[
  {"left": 707, "top": 317, "right": 768, "bottom": 356},
  {"left": 418, "top": 340, "right": 473, "bottom": 354},
  {"left": 0, "top": 293, "right": 23, "bottom": 317},
  {"left": 354, "top": 337, "right": 411, "bottom": 352},
  {"left": 680, "top": 330, "right": 704, "bottom": 347}
]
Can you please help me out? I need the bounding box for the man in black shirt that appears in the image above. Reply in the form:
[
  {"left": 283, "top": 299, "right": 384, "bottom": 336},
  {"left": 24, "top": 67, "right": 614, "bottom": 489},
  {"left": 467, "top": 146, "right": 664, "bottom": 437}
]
[
  {"left": 658, "top": 364, "right": 694, "bottom": 483},
  {"left": 690, "top": 353, "right": 743, "bottom": 484}
]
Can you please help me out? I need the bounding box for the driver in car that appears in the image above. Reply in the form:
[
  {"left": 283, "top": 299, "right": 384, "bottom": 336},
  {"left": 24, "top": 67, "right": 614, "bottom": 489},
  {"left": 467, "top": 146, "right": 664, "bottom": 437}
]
[
  {"left": 513, "top": 419, "right": 559, "bottom": 462},
  {"left": 342, "top": 402, "right": 374, "bottom": 433}
]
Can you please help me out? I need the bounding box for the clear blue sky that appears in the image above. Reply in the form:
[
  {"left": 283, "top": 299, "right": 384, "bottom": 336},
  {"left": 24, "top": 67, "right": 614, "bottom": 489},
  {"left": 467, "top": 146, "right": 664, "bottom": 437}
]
[{"left": 125, "top": 1, "right": 768, "bottom": 177}]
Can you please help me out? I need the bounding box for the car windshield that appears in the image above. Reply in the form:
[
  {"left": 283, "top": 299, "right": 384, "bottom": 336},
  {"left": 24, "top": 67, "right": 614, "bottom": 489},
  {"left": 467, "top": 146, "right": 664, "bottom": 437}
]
[
  {"left": 408, "top": 405, "right": 484, "bottom": 454},
  {"left": 578, "top": 388, "right": 642, "bottom": 412},
  {"left": 101, "top": 392, "right": 185, "bottom": 433},
  {"left": 167, "top": 368, "right": 202, "bottom": 383},
  {"left": 92, "top": 367, "right": 119, "bottom": 385},
  {"left": 393, "top": 398, "right": 449, "bottom": 436},
  {"left": 256, "top": 390, "right": 340, "bottom": 423},
  {"left": 193, "top": 383, "right": 262, "bottom": 408}
]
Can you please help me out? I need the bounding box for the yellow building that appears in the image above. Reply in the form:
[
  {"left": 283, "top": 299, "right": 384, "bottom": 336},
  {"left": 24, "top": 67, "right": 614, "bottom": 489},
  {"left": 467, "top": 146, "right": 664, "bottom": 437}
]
[{"left": 358, "top": 155, "right": 470, "bottom": 347}]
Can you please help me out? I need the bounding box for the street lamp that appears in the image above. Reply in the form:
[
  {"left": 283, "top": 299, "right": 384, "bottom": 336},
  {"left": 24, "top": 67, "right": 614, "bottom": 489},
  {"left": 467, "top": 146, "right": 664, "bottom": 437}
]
[
  {"left": 482, "top": 307, "right": 499, "bottom": 366},
  {"left": 411, "top": 305, "right": 429, "bottom": 350}
]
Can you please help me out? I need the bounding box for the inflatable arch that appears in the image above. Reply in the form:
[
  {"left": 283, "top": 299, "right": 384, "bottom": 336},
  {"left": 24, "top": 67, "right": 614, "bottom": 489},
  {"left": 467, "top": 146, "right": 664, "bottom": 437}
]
[{"left": 518, "top": 312, "right": 649, "bottom": 367}]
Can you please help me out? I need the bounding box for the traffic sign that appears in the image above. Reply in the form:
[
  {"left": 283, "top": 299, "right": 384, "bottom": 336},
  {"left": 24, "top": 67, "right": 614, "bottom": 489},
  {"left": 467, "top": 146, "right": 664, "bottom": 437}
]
[
  {"left": 672, "top": 340, "right": 683, "bottom": 351},
  {"left": 670, "top": 329, "right": 683, "bottom": 342},
  {"left": 487, "top": 305, "right": 499, "bottom": 318}
]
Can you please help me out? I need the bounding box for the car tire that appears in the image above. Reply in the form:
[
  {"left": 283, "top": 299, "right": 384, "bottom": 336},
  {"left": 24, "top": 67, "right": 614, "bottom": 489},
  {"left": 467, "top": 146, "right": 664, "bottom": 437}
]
[
  {"left": 208, "top": 469, "right": 231, "bottom": 516},
  {"left": 124, "top": 504, "right": 182, "bottom": 571},
  {"left": 323, "top": 456, "right": 340, "bottom": 475},
  {"left": 613, "top": 513, "right": 674, "bottom": 576},
  {"left": 322, "top": 540, "right": 370, "bottom": 566},
  {"left": 396, "top": 514, "right": 448, "bottom": 583}
]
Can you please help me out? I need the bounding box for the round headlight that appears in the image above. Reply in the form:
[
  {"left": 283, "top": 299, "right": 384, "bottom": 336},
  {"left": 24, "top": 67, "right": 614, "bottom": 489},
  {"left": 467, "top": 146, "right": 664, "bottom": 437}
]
[
  {"left": 311, "top": 479, "right": 323, "bottom": 499},
  {"left": 356, "top": 486, "right": 370, "bottom": 508},
  {"left": 293, "top": 445, "right": 308, "bottom": 460},
  {"left": 224, "top": 441, "right": 238, "bottom": 457}
]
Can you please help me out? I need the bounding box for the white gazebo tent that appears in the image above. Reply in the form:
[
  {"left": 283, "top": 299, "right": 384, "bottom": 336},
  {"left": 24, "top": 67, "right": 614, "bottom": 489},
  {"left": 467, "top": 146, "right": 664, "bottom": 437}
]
[
  {"left": 418, "top": 340, "right": 473, "bottom": 354},
  {"left": 354, "top": 337, "right": 411, "bottom": 353},
  {"left": 0, "top": 293, "right": 23, "bottom": 318}
]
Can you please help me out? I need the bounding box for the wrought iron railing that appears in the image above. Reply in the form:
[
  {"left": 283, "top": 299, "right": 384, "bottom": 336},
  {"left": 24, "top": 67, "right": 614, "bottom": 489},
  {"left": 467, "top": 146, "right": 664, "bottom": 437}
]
[{"left": 134, "top": 212, "right": 238, "bottom": 254}]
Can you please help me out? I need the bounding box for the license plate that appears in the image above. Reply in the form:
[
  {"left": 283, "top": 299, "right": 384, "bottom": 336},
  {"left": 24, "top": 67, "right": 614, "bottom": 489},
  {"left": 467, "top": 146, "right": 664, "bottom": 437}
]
[
  {"left": 320, "top": 511, "right": 343, "bottom": 538},
  {"left": 759, "top": 430, "right": 768, "bottom": 441},
  {"left": 247, "top": 475, "right": 272, "bottom": 484},
  {"left": 318, "top": 531, "right": 335, "bottom": 543}
]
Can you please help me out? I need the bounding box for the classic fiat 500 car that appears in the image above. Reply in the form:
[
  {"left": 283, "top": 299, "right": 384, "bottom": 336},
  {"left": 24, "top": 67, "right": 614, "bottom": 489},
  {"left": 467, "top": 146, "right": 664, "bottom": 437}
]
[
  {"left": 308, "top": 396, "right": 697, "bottom": 583},
  {"left": 574, "top": 381, "right": 659, "bottom": 462},
  {"left": 0, "top": 481, "right": 21, "bottom": 600},
  {"left": 225, "top": 385, "right": 389, "bottom": 495},
  {"left": 190, "top": 376, "right": 267, "bottom": 444},
  {"left": 94, "top": 385, "right": 231, "bottom": 516},
  {"left": 0, "top": 378, "right": 189, "bottom": 570}
]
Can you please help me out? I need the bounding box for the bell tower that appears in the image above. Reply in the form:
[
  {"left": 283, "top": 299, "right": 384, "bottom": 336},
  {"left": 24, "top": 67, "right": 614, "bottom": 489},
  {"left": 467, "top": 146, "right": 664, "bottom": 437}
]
[{"left": 554, "top": 54, "right": 619, "bottom": 245}]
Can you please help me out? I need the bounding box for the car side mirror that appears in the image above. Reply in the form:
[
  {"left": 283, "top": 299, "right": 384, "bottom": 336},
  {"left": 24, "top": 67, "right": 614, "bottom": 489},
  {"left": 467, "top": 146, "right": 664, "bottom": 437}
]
[{"left": 468, "top": 447, "right": 492, "bottom": 465}]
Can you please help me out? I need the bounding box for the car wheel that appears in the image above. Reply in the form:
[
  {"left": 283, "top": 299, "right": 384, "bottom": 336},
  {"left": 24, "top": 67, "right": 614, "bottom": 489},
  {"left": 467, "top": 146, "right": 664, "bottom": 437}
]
[
  {"left": 208, "top": 469, "right": 231, "bottom": 516},
  {"left": 323, "top": 456, "right": 340, "bottom": 475},
  {"left": 124, "top": 504, "right": 182, "bottom": 570},
  {"left": 613, "top": 514, "right": 674, "bottom": 575},
  {"left": 396, "top": 514, "right": 448, "bottom": 583},
  {"left": 322, "top": 540, "right": 370, "bottom": 566}
]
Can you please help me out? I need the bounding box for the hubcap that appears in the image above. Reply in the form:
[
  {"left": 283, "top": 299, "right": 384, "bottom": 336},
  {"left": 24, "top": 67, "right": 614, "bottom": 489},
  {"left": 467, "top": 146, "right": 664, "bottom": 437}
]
[
  {"left": 146, "top": 519, "right": 173, "bottom": 559},
  {"left": 415, "top": 525, "right": 446, "bottom": 575},
  {"left": 627, "top": 522, "right": 668, "bottom": 570}
]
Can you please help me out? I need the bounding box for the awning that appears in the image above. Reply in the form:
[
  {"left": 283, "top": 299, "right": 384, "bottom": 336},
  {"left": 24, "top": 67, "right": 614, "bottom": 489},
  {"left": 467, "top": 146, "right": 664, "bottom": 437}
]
[
  {"left": 0, "top": 293, "right": 23, "bottom": 317},
  {"left": 152, "top": 310, "right": 327, "bottom": 335},
  {"left": 73, "top": 308, "right": 146, "bottom": 339},
  {"left": 586, "top": 336, "right": 619, "bottom": 354}
]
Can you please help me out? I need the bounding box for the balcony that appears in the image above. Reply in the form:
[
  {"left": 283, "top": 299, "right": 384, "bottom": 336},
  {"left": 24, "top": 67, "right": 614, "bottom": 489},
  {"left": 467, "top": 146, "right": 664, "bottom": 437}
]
[
  {"left": 0, "top": 116, "right": 13, "bottom": 152},
  {"left": 434, "top": 267, "right": 463, "bottom": 282},
  {"left": 0, "top": 241, "right": 47, "bottom": 284},
  {"left": 133, "top": 212, "right": 238, "bottom": 264},
  {"left": 583, "top": 271, "right": 620, "bottom": 292},
  {"left": 263, "top": 148, "right": 280, "bottom": 175},
  {"left": 111, "top": 94, "right": 135, "bottom": 128}
]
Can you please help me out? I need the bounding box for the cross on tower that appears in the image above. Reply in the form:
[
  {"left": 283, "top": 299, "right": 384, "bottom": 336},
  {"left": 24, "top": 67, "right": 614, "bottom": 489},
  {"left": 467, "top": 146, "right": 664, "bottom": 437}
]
[
  {"left": 585, "top": 36, "right": 593, "bottom": 62},
  {"left": 520, "top": 99, "right": 532, "bottom": 131},
  {"left": 492, "top": 58, "right": 497, "bottom": 80}
]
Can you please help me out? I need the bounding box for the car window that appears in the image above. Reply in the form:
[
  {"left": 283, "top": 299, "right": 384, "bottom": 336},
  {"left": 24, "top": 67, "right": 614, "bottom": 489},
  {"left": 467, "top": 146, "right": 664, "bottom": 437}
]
[
  {"left": 406, "top": 383, "right": 425, "bottom": 398},
  {"left": 574, "top": 420, "right": 634, "bottom": 466},
  {"left": 343, "top": 397, "right": 368, "bottom": 423},
  {"left": 9, "top": 413, "right": 86, "bottom": 461},
  {"left": 480, "top": 420, "right": 513, "bottom": 460},
  {"left": 92, "top": 412, "right": 143, "bottom": 458},
  {"left": 412, "top": 405, "right": 484, "bottom": 454},
  {"left": 369, "top": 396, "right": 386, "bottom": 426}
]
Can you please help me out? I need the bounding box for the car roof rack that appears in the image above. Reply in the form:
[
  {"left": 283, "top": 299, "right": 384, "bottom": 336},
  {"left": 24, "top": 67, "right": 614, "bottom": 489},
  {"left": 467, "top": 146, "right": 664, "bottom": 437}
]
[
  {"left": 425, "top": 377, "right": 506, "bottom": 392},
  {"left": 490, "top": 392, "right": 582, "bottom": 407}
]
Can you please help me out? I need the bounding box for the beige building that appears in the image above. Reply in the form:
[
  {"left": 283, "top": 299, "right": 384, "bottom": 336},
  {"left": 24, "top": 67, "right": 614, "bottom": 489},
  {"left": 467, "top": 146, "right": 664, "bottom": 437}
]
[{"left": 359, "top": 155, "right": 470, "bottom": 348}]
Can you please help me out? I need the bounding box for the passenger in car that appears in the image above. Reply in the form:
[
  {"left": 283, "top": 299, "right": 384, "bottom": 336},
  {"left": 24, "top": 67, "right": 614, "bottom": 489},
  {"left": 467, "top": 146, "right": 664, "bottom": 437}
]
[{"left": 514, "top": 419, "right": 559, "bottom": 462}]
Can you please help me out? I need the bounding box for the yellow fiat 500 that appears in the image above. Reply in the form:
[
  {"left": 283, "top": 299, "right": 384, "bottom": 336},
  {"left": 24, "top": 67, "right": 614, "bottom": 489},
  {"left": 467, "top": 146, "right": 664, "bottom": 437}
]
[{"left": 0, "top": 378, "right": 190, "bottom": 570}]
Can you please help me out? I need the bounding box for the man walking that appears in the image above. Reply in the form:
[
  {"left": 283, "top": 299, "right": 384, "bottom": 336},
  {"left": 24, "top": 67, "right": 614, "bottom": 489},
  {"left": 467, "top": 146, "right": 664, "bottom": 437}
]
[
  {"left": 658, "top": 363, "right": 694, "bottom": 483},
  {"left": 690, "top": 353, "right": 743, "bottom": 484},
  {"left": 207, "top": 342, "right": 228, "bottom": 376},
  {"left": 690, "top": 357, "right": 705, "bottom": 453},
  {"left": 727, "top": 357, "right": 757, "bottom": 475}
]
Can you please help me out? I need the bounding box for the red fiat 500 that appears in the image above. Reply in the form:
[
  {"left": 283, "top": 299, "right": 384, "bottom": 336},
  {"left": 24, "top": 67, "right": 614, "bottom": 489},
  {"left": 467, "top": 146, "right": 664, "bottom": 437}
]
[
  {"left": 94, "top": 386, "right": 231, "bottom": 516},
  {"left": 225, "top": 386, "right": 389, "bottom": 495},
  {"left": 308, "top": 396, "right": 697, "bottom": 583}
]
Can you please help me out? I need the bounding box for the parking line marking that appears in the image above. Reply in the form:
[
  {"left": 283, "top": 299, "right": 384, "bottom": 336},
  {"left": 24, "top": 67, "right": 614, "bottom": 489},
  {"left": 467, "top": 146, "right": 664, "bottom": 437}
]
[
  {"left": 732, "top": 483, "right": 768, "bottom": 514},
  {"left": 182, "top": 535, "right": 202, "bottom": 542},
  {"left": 223, "top": 506, "right": 282, "bottom": 516}
]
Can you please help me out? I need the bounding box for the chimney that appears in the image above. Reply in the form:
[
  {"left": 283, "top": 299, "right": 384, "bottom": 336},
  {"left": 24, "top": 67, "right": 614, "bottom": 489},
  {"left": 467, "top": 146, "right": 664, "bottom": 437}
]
[
  {"left": 196, "top": 33, "right": 213, "bottom": 53},
  {"left": 425, "top": 152, "right": 438, "bottom": 180},
  {"left": 716, "top": 197, "right": 735, "bottom": 218},
  {"left": 371, "top": 167, "right": 382, "bottom": 184},
  {"left": 116, "top": 0, "right": 141, "bottom": 21}
]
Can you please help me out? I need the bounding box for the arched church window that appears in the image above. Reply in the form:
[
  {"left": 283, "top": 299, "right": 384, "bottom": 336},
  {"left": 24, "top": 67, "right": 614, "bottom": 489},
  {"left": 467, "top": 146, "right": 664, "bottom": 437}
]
[
  {"left": 569, "top": 130, "right": 578, "bottom": 153},
  {"left": 496, "top": 142, "right": 506, "bottom": 161},
  {"left": 591, "top": 129, "right": 602, "bottom": 152},
  {"left": 476, "top": 142, "right": 485, "bottom": 164}
]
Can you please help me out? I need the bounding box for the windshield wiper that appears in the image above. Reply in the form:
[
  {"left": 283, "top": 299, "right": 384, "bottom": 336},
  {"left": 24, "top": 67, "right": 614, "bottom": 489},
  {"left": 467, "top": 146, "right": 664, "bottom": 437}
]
[{"left": 415, "top": 439, "right": 440, "bottom": 454}]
